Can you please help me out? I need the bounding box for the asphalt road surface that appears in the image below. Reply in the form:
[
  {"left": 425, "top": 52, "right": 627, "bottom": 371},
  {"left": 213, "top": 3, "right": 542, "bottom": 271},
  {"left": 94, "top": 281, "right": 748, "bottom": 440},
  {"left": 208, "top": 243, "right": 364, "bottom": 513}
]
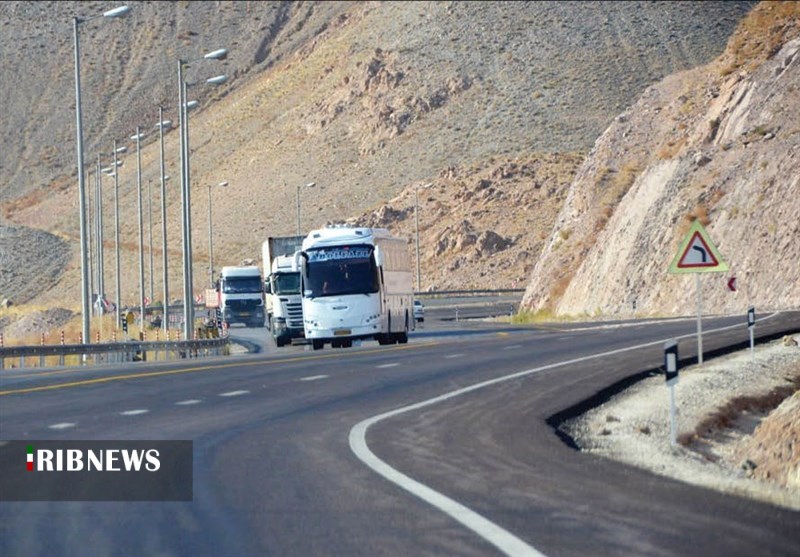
[{"left": 1, "top": 306, "right": 799, "bottom": 557}]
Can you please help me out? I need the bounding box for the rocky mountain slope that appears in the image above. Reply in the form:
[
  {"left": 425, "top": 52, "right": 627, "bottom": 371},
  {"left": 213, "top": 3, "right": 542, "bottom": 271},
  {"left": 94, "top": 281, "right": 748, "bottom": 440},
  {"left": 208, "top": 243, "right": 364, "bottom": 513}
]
[
  {"left": 521, "top": 2, "right": 800, "bottom": 317},
  {"left": 0, "top": 1, "right": 754, "bottom": 311}
]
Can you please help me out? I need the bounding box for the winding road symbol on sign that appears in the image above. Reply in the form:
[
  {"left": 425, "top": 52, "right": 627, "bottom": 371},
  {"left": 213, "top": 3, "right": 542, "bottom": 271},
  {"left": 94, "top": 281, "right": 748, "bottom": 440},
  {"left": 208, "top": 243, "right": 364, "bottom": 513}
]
[{"left": 680, "top": 233, "right": 716, "bottom": 267}]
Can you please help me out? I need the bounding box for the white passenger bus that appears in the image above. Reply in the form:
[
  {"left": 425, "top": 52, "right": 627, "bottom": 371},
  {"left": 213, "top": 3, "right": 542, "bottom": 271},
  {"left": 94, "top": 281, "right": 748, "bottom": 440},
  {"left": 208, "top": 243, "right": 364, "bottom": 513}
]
[{"left": 296, "top": 227, "right": 414, "bottom": 350}]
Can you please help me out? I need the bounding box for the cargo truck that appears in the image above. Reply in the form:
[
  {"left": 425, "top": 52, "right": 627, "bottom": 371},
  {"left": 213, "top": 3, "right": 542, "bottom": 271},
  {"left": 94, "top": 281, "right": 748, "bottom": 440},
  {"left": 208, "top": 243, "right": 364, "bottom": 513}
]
[
  {"left": 262, "top": 236, "right": 305, "bottom": 346},
  {"left": 218, "top": 266, "right": 265, "bottom": 327}
]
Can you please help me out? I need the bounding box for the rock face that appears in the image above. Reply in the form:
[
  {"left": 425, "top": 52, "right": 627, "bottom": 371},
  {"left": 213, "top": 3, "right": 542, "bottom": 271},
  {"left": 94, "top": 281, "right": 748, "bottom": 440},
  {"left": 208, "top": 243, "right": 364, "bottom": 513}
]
[
  {"left": 0, "top": 225, "right": 71, "bottom": 305},
  {"left": 522, "top": 4, "right": 800, "bottom": 317},
  {"left": 347, "top": 153, "right": 583, "bottom": 291}
]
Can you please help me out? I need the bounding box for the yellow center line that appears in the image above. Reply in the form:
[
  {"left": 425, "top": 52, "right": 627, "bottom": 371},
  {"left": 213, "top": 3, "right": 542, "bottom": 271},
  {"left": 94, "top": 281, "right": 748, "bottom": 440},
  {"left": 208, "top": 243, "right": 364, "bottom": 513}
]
[{"left": 0, "top": 342, "right": 435, "bottom": 396}]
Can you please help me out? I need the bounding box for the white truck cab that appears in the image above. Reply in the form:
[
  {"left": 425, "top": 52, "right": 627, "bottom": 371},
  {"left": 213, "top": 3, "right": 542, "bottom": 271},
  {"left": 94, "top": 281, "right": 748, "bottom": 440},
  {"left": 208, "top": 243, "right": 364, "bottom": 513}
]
[{"left": 218, "top": 266, "right": 264, "bottom": 328}]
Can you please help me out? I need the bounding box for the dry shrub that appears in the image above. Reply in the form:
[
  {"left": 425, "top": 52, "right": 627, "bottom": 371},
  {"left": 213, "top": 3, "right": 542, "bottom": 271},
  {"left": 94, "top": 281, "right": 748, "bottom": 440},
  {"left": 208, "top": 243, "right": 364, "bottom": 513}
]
[
  {"left": 613, "top": 161, "right": 641, "bottom": 192},
  {"left": 686, "top": 204, "right": 711, "bottom": 226},
  {"left": 679, "top": 381, "right": 799, "bottom": 448},
  {"left": 720, "top": 1, "right": 800, "bottom": 75},
  {"left": 707, "top": 187, "right": 726, "bottom": 209},
  {"left": 657, "top": 136, "right": 688, "bottom": 160},
  {"left": 549, "top": 272, "right": 572, "bottom": 302}
]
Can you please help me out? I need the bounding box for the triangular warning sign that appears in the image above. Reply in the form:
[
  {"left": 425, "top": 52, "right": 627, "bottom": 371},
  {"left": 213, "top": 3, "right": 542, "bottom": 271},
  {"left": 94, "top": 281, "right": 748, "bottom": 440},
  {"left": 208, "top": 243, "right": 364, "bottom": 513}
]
[{"left": 668, "top": 220, "right": 729, "bottom": 274}]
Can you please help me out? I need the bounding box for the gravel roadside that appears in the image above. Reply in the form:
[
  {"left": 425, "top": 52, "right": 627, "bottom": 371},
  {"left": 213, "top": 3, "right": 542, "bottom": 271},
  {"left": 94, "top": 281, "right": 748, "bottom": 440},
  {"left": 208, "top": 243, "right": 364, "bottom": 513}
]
[{"left": 567, "top": 334, "right": 800, "bottom": 511}]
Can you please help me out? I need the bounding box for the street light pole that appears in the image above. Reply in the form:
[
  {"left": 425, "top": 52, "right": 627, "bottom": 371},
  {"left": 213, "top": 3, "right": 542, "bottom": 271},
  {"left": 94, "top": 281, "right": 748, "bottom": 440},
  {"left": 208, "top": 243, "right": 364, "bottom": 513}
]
[
  {"left": 88, "top": 159, "right": 94, "bottom": 312},
  {"left": 147, "top": 177, "right": 154, "bottom": 307},
  {"left": 177, "top": 51, "right": 228, "bottom": 339},
  {"left": 72, "top": 16, "right": 90, "bottom": 345},
  {"left": 208, "top": 184, "right": 213, "bottom": 288},
  {"left": 93, "top": 157, "right": 100, "bottom": 308},
  {"left": 112, "top": 141, "right": 122, "bottom": 328},
  {"left": 133, "top": 127, "right": 145, "bottom": 329},
  {"left": 97, "top": 154, "right": 105, "bottom": 303},
  {"left": 178, "top": 64, "right": 192, "bottom": 340},
  {"left": 182, "top": 78, "right": 195, "bottom": 339},
  {"left": 415, "top": 185, "right": 420, "bottom": 293},
  {"left": 158, "top": 107, "right": 169, "bottom": 333},
  {"left": 71, "top": 5, "right": 131, "bottom": 347}
]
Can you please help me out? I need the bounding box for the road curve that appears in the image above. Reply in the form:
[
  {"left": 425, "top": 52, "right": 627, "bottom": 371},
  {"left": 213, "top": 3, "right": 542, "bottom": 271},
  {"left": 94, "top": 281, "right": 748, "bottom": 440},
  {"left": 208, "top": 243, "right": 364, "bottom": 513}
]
[{"left": 0, "top": 311, "right": 798, "bottom": 556}]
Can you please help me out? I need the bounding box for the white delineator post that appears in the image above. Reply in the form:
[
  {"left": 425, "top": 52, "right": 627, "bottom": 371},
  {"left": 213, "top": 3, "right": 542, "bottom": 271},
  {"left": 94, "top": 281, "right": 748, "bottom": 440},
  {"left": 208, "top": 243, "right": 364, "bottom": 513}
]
[{"left": 664, "top": 340, "right": 679, "bottom": 447}]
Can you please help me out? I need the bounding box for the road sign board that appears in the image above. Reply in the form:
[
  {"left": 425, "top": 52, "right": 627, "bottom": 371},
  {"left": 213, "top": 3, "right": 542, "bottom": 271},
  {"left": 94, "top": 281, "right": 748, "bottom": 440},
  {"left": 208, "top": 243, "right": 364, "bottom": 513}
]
[
  {"left": 205, "top": 289, "right": 219, "bottom": 308},
  {"left": 668, "top": 220, "right": 729, "bottom": 274}
]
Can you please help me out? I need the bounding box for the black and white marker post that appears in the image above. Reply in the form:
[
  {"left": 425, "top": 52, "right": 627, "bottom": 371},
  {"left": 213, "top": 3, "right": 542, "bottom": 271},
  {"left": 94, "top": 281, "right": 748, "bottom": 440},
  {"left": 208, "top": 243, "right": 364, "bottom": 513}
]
[
  {"left": 664, "top": 340, "right": 679, "bottom": 447},
  {"left": 747, "top": 306, "right": 756, "bottom": 359}
]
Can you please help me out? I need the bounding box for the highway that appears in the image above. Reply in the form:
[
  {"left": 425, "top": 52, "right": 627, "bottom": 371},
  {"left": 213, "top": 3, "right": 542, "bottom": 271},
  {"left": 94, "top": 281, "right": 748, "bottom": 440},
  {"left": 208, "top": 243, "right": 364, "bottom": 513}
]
[{"left": 1, "top": 303, "right": 799, "bottom": 556}]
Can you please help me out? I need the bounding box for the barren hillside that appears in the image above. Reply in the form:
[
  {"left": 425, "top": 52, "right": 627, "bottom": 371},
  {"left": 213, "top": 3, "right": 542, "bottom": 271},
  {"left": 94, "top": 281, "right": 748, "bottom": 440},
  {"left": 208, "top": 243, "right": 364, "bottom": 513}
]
[
  {"left": 521, "top": 1, "right": 800, "bottom": 317},
  {"left": 0, "top": 1, "right": 753, "bottom": 312}
]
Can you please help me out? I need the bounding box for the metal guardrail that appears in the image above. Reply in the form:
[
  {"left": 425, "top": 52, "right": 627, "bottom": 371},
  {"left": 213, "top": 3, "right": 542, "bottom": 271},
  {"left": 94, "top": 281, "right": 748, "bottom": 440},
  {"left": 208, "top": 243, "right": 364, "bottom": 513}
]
[
  {"left": 0, "top": 337, "right": 230, "bottom": 370},
  {"left": 415, "top": 289, "right": 525, "bottom": 298}
]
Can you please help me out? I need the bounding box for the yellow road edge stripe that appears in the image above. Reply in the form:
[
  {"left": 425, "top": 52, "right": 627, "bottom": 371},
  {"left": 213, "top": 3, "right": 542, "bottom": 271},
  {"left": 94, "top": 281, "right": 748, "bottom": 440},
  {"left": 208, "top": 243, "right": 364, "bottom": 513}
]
[{"left": 0, "top": 342, "right": 434, "bottom": 396}]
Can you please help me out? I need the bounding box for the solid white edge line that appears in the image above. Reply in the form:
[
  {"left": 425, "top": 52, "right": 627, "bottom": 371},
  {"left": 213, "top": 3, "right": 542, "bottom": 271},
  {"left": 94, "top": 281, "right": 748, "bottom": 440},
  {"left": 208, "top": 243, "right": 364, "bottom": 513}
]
[{"left": 348, "top": 312, "right": 781, "bottom": 557}]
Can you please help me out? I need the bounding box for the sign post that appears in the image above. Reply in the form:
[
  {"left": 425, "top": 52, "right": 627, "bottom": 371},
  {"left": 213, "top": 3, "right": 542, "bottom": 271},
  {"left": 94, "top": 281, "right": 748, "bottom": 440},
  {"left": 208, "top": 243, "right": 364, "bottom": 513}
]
[
  {"left": 664, "top": 340, "right": 679, "bottom": 446},
  {"left": 747, "top": 306, "right": 755, "bottom": 358},
  {"left": 668, "top": 220, "right": 729, "bottom": 366}
]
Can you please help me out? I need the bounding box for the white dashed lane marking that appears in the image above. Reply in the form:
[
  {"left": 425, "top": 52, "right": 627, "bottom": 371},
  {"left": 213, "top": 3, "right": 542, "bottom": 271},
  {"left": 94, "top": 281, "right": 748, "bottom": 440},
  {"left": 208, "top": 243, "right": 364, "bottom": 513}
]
[
  {"left": 444, "top": 354, "right": 465, "bottom": 359},
  {"left": 219, "top": 390, "right": 249, "bottom": 397},
  {"left": 300, "top": 375, "right": 329, "bottom": 382},
  {"left": 377, "top": 363, "right": 400, "bottom": 369},
  {"left": 48, "top": 422, "right": 76, "bottom": 430},
  {"left": 175, "top": 399, "right": 202, "bottom": 406},
  {"left": 120, "top": 409, "right": 149, "bottom": 416},
  {"left": 503, "top": 345, "right": 522, "bottom": 350}
]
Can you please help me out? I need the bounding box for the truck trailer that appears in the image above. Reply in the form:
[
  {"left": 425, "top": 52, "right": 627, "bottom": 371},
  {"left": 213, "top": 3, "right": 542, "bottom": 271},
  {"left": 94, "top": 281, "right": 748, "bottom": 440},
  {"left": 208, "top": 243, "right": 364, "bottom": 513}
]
[{"left": 262, "top": 236, "right": 305, "bottom": 346}]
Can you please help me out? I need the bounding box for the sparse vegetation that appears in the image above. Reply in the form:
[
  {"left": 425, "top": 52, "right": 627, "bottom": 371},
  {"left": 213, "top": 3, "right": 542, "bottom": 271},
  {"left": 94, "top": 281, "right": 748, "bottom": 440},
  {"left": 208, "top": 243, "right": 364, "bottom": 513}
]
[
  {"left": 656, "top": 137, "right": 688, "bottom": 160},
  {"left": 721, "top": 1, "right": 800, "bottom": 74},
  {"left": 686, "top": 204, "right": 712, "bottom": 226}
]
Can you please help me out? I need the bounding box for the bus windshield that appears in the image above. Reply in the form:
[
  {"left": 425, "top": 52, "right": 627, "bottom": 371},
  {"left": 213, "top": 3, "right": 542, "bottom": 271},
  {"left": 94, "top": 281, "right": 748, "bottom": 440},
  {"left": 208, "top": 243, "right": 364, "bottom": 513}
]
[
  {"left": 304, "top": 245, "right": 379, "bottom": 298},
  {"left": 221, "top": 276, "right": 263, "bottom": 294}
]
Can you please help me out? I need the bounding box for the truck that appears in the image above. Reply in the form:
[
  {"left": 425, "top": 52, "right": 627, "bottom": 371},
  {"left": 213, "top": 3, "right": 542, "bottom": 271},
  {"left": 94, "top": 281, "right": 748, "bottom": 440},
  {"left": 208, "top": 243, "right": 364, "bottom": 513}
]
[
  {"left": 218, "top": 265, "right": 265, "bottom": 328},
  {"left": 295, "top": 227, "right": 414, "bottom": 350},
  {"left": 262, "top": 236, "right": 305, "bottom": 346}
]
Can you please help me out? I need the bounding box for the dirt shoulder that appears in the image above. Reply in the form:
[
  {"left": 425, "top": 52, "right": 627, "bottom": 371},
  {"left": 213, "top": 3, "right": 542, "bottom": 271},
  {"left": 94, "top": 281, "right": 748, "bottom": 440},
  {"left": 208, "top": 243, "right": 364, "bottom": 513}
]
[{"left": 566, "top": 334, "right": 800, "bottom": 511}]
